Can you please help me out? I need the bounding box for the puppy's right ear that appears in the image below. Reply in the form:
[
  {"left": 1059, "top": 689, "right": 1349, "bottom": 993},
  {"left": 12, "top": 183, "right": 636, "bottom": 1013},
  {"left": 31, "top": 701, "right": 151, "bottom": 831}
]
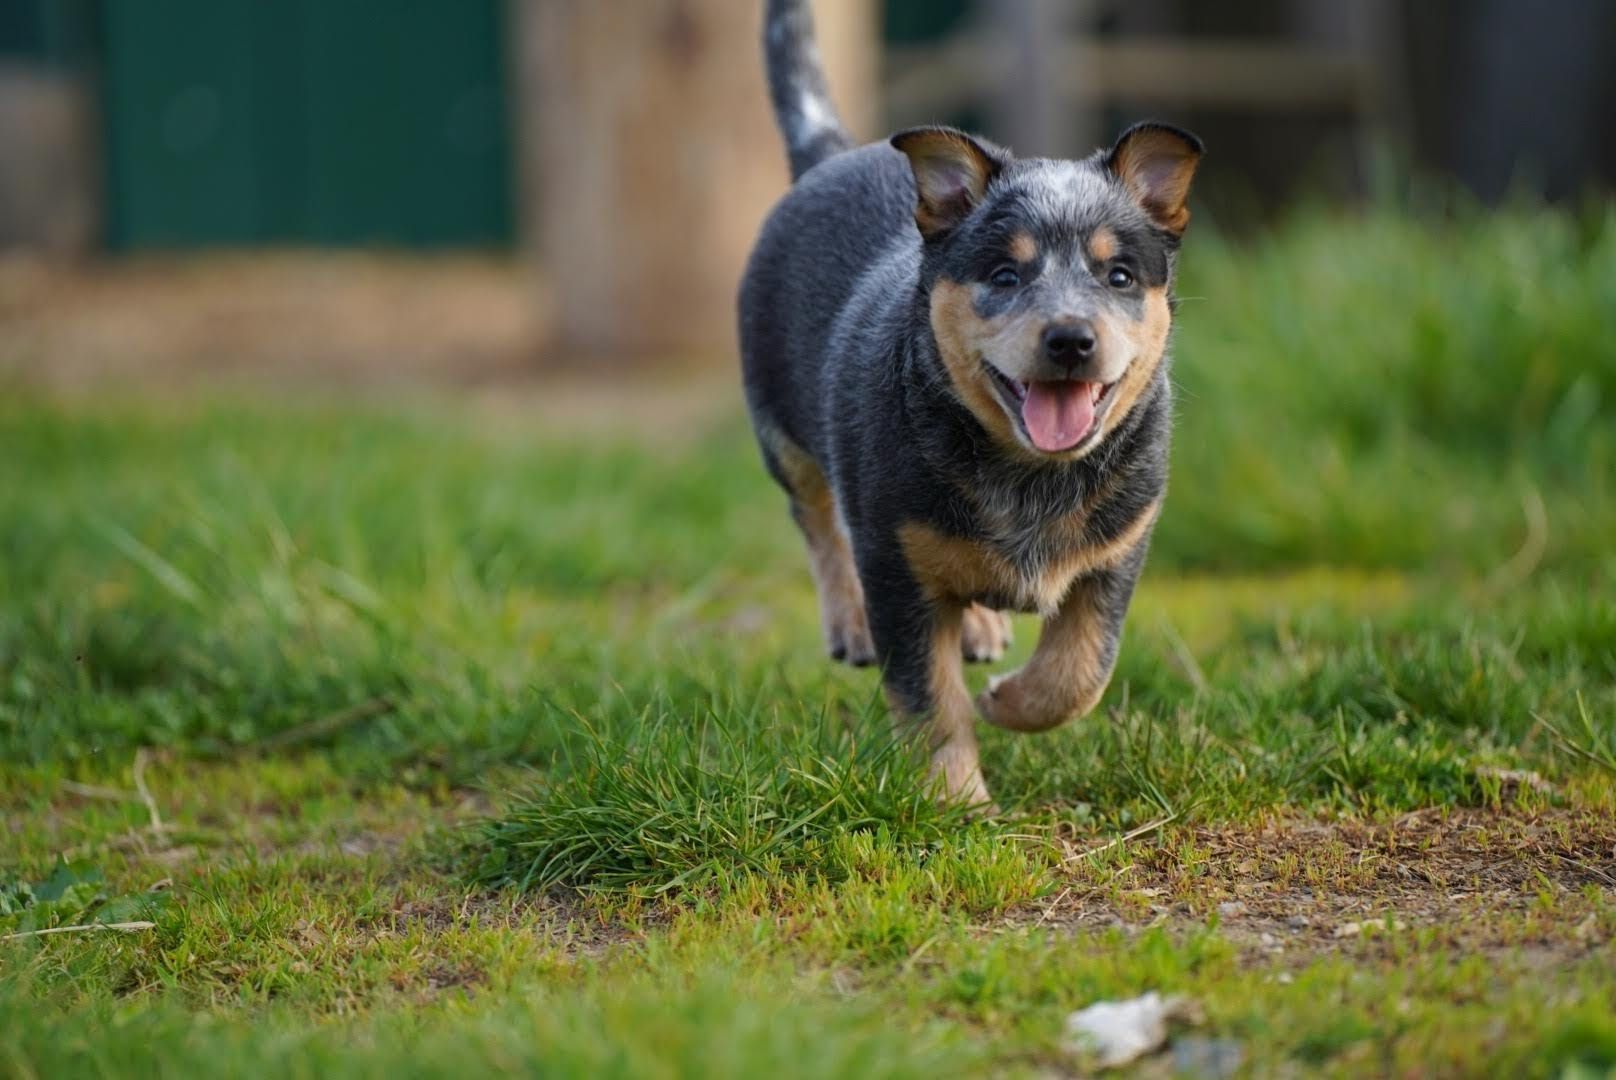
[{"left": 891, "top": 126, "right": 1006, "bottom": 238}]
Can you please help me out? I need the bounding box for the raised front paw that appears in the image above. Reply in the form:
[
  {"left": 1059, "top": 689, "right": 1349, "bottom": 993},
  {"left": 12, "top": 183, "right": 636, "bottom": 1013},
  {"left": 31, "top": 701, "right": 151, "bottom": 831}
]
[{"left": 976, "top": 667, "right": 1099, "bottom": 733}]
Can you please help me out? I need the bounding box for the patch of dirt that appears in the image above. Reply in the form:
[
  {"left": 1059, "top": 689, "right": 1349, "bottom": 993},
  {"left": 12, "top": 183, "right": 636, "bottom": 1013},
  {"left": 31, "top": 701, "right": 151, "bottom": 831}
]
[
  {"left": 0, "top": 252, "right": 537, "bottom": 388},
  {"left": 384, "top": 888, "right": 647, "bottom": 958},
  {"left": 1026, "top": 806, "right": 1616, "bottom": 961}
]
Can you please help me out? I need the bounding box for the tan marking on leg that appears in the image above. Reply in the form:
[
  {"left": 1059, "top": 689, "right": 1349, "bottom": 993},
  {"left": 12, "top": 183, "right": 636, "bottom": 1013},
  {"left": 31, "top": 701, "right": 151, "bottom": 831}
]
[
  {"left": 1008, "top": 230, "right": 1038, "bottom": 264},
  {"left": 888, "top": 604, "right": 994, "bottom": 809},
  {"left": 799, "top": 497, "right": 874, "bottom": 664},
  {"left": 961, "top": 603, "right": 1013, "bottom": 662},
  {"left": 1087, "top": 226, "right": 1117, "bottom": 263},
  {"left": 977, "top": 577, "right": 1114, "bottom": 732},
  {"left": 764, "top": 428, "right": 874, "bottom": 664},
  {"left": 1096, "top": 286, "right": 1171, "bottom": 441}
]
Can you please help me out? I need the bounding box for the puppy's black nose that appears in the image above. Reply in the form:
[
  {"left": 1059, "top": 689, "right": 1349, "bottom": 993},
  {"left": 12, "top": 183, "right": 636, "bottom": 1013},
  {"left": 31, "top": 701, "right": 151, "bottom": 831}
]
[{"left": 1042, "top": 321, "right": 1097, "bottom": 366}]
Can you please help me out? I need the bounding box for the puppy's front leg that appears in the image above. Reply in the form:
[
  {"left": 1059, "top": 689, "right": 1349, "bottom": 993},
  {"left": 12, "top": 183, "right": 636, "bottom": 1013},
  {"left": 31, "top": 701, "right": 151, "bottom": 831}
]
[
  {"left": 860, "top": 554, "right": 993, "bottom": 809},
  {"left": 977, "top": 556, "right": 1142, "bottom": 733}
]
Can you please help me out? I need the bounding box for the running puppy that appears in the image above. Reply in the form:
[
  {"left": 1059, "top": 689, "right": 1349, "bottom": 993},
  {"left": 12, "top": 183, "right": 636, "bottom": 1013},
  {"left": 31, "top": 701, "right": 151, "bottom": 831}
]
[{"left": 739, "top": 0, "right": 1202, "bottom": 808}]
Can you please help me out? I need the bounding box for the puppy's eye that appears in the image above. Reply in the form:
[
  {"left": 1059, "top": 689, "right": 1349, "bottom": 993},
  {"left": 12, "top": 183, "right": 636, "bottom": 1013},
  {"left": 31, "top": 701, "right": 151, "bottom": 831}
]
[
  {"left": 989, "top": 266, "right": 1021, "bottom": 288},
  {"left": 1107, "top": 267, "right": 1135, "bottom": 289}
]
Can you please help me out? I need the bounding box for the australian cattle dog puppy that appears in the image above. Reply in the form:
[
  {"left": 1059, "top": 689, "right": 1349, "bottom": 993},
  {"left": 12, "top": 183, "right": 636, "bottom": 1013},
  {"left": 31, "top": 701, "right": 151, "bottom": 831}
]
[{"left": 739, "top": 0, "right": 1203, "bottom": 808}]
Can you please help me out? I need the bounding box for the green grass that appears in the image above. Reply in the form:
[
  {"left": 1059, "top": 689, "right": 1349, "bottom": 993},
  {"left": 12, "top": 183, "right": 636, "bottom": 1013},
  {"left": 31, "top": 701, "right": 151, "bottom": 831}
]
[{"left": 3, "top": 205, "right": 1615, "bottom": 1077}]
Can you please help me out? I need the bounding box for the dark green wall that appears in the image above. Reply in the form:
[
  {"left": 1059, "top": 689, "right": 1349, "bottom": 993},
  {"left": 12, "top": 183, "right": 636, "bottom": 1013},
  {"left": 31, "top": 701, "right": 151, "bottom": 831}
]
[
  {"left": 98, "top": 0, "right": 512, "bottom": 250},
  {"left": 0, "top": 0, "right": 98, "bottom": 69},
  {"left": 11, "top": 1, "right": 962, "bottom": 252},
  {"left": 883, "top": 0, "right": 972, "bottom": 44}
]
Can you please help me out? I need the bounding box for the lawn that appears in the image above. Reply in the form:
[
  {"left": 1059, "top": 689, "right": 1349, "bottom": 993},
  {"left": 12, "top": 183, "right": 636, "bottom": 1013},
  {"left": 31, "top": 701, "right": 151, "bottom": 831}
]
[{"left": 2, "top": 204, "right": 1615, "bottom": 1077}]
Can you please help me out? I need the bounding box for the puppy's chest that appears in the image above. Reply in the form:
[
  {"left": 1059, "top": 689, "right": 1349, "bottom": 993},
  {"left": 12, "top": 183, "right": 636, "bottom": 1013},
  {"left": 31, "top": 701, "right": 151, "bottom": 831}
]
[{"left": 898, "top": 508, "right": 1101, "bottom": 616}]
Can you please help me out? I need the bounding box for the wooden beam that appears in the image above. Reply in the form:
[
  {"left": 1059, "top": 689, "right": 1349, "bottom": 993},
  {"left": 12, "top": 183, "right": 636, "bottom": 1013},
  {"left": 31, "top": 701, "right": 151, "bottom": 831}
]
[{"left": 885, "top": 38, "right": 1369, "bottom": 124}]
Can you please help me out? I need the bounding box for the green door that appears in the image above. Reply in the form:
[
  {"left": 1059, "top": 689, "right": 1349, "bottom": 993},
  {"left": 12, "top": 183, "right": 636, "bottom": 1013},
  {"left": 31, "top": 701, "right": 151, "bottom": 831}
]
[{"left": 99, "top": 0, "right": 512, "bottom": 250}]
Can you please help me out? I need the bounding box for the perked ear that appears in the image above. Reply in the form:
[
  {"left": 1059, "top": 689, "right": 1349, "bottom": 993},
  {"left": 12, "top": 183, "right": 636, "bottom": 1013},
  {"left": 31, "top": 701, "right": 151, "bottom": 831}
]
[
  {"left": 891, "top": 126, "right": 1007, "bottom": 238},
  {"left": 1106, "top": 122, "right": 1203, "bottom": 236}
]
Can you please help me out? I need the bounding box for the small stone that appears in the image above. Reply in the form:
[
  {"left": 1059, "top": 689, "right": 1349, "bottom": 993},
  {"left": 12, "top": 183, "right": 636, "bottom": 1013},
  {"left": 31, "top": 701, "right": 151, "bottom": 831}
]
[
  {"left": 1475, "top": 766, "right": 1554, "bottom": 794},
  {"left": 1217, "top": 901, "right": 1246, "bottom": 917},
  {"left": 1172, "top": 1036, "right": 1246, "bottom": 1079},
  {"left": 1333, "top": 917, "right": 1391, "bottom": 938},
  {"left": 1064, "top": 992, "right": 1197, "bottom": 1068}
]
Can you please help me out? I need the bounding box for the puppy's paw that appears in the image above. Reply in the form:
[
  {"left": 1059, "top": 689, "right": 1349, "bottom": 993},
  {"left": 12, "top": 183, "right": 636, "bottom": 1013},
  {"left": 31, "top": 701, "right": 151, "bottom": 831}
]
[
  {"left": 976, "top": 671, "right": 1025, "bottom": 730},
  {"left": 977, "top": 668, "right": 1089, "bottom": 733},
  {"left": 961, "top": 604, "right": 1012, "bottom": 663},
  {"left": 929, "top": 745, "right": 998, "bottom": 815},
  {"left": 825, "top": 604, "right": 876, "bottom": 667}
]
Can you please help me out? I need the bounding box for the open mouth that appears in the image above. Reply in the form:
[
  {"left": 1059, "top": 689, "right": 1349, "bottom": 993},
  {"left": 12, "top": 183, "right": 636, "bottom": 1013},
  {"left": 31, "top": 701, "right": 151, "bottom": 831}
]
[{"left": 985, "top": 366, "right": 1114, "bottom": 454}]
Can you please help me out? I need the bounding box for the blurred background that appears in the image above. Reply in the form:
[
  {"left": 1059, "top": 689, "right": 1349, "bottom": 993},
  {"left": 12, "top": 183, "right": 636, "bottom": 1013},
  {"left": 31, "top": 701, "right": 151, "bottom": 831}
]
[{"left": 1, "top": 0, "right": 1613, "bottom": 379}]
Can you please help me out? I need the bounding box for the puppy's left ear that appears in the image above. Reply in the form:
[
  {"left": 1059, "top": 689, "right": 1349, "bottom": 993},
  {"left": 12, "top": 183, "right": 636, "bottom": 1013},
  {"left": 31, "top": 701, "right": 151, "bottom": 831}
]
[
  {"left": 1106, "top": 122, "right": 1203, "bottom": 236},
  {"left": 891, "top": 126, "right": 1009, "bottom": 238}
]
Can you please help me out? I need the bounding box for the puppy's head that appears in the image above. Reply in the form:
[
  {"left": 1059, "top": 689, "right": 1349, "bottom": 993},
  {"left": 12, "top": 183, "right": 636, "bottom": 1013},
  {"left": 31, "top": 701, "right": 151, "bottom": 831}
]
[{"left": 892, "top": 123, "right": 1202, "bottom": 460}]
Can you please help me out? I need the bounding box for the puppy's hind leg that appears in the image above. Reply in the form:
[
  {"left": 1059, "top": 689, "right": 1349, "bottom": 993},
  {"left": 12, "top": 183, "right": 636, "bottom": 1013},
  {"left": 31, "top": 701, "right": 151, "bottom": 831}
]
[
  {"left": 791, "top": 492, "right": 876, "bottom": 666},
  {"left": 763, "top": 429, "right": 874, "bottom": 666}
]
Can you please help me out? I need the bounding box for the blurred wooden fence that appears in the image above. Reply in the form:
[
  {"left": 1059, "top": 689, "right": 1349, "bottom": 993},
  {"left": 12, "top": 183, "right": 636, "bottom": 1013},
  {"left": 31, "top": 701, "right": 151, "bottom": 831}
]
[{"left": 1, "top": 0, "right": 1612, "bottom": 362}]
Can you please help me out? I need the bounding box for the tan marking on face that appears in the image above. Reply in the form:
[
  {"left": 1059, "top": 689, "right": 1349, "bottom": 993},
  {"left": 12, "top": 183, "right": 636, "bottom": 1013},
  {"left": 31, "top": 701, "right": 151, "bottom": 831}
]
[
  {"left": 977, "top": 575, "right": 1113, "bottom": 732},
  {"left": 1008, "top": 230, "right": 1038, "bottom": 263},
  {"left": 1095, "top": 286, "right": 1171, "bottom": 441},
  {"left": 899, "top": 499, "right": 1159, "bottom": 617},
  {"left": 929, "top": 279, "right": 1025, "bottom": 449},
  {"left": 883, "top": 603, "right": 992, "bottom": 807},
  {"left": 762, "top": 426, "right": 873, "bottom": 663},
  {"left": 1087, "top": 226, "right": 1117, "bottom": 263}
]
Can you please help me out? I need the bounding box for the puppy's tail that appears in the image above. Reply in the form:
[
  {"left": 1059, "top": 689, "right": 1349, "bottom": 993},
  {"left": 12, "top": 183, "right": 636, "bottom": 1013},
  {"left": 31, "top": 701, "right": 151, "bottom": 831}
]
[{"left": 764, "top": 0, "right": 854, "bottom": 181}]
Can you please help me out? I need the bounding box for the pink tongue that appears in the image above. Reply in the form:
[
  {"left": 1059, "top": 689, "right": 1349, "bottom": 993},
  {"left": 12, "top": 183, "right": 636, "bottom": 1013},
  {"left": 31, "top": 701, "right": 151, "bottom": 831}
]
[{"left": 1021, "top": 381, "right": 1097, "bottom": 452}]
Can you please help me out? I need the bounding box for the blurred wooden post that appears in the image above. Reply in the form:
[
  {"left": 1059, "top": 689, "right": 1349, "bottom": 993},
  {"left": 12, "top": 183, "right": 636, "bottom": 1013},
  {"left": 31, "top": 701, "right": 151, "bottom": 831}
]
[
  {"left": 513, "top": 0, "right": 877, "bottom": 363},
  {"left": 0, "top": 64, "right": 100, "bottom": 255},
  {"left": 988, "top": 0, "right": 1093, "bottom": 160}
]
